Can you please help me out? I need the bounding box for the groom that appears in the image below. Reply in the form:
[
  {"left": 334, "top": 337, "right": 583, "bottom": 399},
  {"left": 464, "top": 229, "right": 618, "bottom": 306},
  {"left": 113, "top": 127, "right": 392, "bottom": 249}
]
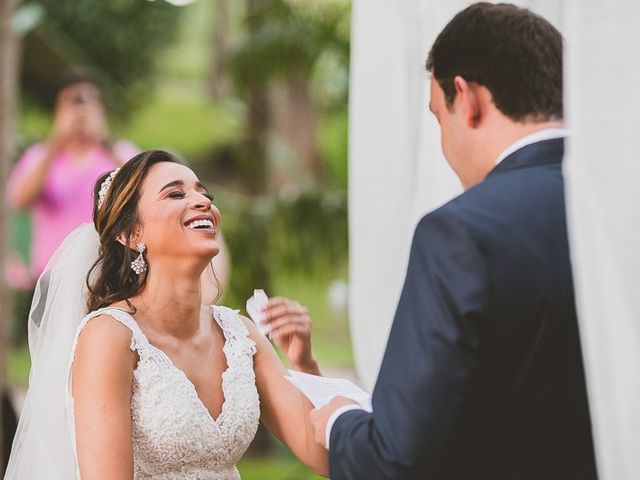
[{"left": 310, "top": 3, "right": 597, "bottom": 479}]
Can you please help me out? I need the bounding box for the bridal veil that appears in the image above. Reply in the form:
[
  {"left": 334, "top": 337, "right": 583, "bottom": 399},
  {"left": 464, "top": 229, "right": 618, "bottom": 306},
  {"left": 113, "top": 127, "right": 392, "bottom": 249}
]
[{"left": 5, "top": 223, "right": 99, "bottom": 479}]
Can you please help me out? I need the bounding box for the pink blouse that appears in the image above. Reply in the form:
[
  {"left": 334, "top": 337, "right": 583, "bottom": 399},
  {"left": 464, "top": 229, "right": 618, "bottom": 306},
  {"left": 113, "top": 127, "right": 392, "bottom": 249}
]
[{"left": 6, "top": 141, "right": 139, "bottom": 277}]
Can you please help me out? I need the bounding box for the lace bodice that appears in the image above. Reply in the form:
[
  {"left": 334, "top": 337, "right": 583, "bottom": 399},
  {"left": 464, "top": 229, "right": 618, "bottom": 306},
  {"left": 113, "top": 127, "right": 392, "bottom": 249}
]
[{"left": 70, "top": 305, "right": 260, "bottom": 479}]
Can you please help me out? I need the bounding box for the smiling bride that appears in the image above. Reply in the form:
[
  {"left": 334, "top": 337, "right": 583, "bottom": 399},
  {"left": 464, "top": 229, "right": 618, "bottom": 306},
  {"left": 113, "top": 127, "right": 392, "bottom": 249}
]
[{"left": 5, "top": 150, "right": 328, "bottom": 479}]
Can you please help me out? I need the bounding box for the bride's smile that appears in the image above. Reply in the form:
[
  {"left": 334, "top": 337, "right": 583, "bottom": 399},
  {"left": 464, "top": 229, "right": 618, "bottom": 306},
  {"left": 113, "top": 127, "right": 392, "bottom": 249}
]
[{"left": 184, "top": 215, "right": 216, "bottom": 234}]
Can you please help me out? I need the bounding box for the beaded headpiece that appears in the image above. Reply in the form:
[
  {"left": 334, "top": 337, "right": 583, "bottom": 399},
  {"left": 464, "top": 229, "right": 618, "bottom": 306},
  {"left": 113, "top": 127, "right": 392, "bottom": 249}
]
[{"left": 97, "top": 167, "right": 120, "bottom": 209}]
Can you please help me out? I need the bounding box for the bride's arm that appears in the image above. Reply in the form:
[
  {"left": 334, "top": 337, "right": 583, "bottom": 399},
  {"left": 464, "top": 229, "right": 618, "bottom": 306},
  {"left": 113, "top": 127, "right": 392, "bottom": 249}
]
[
  {"left": 242, "top": 317, "right": 329, "bottom": 477},
  {"left": 71, "top": 315, "right": 137, "bottom": 479}
]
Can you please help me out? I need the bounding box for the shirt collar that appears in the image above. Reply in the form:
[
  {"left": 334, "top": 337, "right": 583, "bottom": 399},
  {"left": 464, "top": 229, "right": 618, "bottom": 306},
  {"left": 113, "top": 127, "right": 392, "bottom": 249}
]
[{"left": 495, "top": 127, "right": 568, "bottom": 165}]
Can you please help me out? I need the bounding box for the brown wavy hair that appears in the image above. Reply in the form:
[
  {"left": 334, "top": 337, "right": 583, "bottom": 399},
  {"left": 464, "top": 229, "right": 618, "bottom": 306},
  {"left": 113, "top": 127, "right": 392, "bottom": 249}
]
[{"left": 85, "top": 150, "right": 183, "bottom": 312}]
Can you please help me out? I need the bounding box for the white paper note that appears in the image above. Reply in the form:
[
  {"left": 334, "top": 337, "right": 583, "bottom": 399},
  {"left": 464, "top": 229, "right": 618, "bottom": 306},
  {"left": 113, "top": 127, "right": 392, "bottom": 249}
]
[
  {"left": 286, "top": 370, "right": 372, "bottom": 412},
  {"left": 246, "top": 289, "right": 271, "bottom": 336}
]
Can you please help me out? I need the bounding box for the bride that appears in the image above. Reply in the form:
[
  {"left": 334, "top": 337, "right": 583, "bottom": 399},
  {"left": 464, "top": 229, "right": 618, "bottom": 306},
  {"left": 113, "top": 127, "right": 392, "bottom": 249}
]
[{"left": 5, "top": 150, "right": 328, "bottom": 478}]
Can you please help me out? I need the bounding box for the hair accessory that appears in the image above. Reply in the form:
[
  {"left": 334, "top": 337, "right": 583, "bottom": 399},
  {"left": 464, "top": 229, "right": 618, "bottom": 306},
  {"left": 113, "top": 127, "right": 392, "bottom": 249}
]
[
  {"left": 97, "top": 167, "right": 120, "bottom": 209},
  {"left": 131, "top": 242, "right": 147, "bottom": 275}
]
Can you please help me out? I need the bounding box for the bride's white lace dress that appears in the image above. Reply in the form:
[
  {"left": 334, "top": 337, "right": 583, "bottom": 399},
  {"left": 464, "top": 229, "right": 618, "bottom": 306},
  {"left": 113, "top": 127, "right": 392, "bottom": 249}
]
[{"left": 69, "top": 305, "right": 260, "bottom": 479}]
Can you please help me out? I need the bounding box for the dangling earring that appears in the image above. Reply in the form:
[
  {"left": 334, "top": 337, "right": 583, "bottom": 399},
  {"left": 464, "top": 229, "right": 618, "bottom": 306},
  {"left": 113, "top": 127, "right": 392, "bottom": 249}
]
[{"left": 131, "top": 242, "right": 147, "bottom": 275}]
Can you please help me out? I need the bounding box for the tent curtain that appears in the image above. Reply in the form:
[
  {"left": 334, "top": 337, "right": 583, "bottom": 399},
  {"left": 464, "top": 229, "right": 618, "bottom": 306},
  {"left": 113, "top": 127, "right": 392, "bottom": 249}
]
[
  {"left": 564, "top": 1, "right": 640, "bottom": 478},
  {"left": 349, "top": 1, "right": 639, "bottom": 477}
]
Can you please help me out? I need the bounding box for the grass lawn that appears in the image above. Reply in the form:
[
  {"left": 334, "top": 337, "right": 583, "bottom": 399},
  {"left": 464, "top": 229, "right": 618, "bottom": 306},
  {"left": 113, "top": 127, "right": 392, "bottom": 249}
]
[
  {"left": 238, "top": 456, "right": 324, "bottom": 480},
  {"left": 238, "top": 438, "right": 326, "bottom": 480}
]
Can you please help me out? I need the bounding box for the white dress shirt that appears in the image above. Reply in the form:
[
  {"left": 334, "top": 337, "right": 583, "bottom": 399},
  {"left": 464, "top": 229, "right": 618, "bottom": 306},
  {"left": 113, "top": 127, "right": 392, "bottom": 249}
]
[{"left": 325, "top": 404, "right": 365, "bottom": 448}]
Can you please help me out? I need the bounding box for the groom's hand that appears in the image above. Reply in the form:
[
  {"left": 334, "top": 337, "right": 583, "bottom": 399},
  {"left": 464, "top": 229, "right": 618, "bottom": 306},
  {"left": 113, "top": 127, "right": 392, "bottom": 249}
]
[{"left": 310, "top": 396, "right": 358, "bottom": 448}]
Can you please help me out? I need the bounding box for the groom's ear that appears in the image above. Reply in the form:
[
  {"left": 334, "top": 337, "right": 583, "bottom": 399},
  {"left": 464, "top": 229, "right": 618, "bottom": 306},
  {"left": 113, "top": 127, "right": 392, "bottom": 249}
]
[{"left": 453, "top": 76, "right": 481, "bottom": 128}]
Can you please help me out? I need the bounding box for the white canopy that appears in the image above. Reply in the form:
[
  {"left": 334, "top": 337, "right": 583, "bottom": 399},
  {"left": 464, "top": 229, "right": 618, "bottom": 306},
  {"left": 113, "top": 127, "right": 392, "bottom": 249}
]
[
  {"left": 564, "top": 1, "right": 640, "bottom": 478},
  {"left": 349, "top": 1, "right": 639, "bottom": 478}
]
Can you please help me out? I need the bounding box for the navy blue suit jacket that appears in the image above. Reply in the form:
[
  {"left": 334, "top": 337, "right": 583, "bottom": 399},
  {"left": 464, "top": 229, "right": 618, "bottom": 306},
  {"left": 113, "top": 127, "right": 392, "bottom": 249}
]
[{"left": 329, "top": 139, "right": 597, "bottom": 479}]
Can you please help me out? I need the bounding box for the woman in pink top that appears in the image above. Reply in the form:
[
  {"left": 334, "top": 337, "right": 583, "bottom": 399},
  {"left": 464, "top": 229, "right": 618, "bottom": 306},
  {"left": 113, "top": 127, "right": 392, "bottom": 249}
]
[
  {"left": 7, "top": 74, "right": 139, "bottom": 279},
  {"left": 6, "top": 73, "right": 230, "bottom": 303}
]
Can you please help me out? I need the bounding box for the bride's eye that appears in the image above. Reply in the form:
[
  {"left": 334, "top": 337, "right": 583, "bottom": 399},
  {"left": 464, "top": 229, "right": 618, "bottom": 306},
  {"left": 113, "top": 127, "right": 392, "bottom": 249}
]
[
  {"left": 203, "top": 193, "right": 214, "bottom": 201},
  {"left": 168, "top": 191, "right": 186, "bottom": 199}
]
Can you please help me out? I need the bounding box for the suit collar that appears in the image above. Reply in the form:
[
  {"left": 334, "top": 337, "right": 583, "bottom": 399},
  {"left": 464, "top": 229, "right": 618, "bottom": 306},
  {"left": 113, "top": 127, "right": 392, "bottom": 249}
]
[
  {"left": 495, "top": 128, "right": 567, "bottom": 165},
  {"left": 488, "top": 137, "right": 565, "bottom": 177}
]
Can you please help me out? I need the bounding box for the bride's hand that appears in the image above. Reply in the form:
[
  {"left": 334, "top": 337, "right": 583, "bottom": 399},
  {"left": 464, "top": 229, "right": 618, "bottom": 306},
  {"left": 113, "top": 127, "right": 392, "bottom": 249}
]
[{"left": 262, "top": 297, "right": 321, "bottom": 375}]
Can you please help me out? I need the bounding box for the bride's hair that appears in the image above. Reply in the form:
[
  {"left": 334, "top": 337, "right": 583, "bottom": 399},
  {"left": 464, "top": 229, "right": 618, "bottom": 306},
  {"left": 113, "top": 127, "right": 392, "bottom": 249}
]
[{"left": 85, "top": 150, "right": 182, "bottom": 312}]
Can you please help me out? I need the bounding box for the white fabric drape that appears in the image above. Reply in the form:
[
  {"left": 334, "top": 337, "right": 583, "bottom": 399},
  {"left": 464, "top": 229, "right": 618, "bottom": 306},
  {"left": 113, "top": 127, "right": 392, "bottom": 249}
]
[
  {"left": 348, "top": 0, "right": 563, "bottom": 389},
  {"left": 564, "top": 2, "right": 640, "bottom": 478},
  {"left": 348, "top": 0, "right": 464, "bottom": 390},
  {"left": 350, "top": 1, "right": 640, "bottom": 477}
]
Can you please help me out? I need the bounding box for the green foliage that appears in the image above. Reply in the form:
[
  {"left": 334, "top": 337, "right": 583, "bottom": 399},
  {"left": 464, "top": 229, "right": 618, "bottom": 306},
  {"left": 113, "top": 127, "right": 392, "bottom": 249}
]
[
  {"left": 18, "top": 102, "right": 48, "bottom": 148},
  {"left": 320, "top": 110, "right": 349, "bottom": 189},
  {"left": 33, "top": 0, "right": 183, "bottom": 113},
  {"left": 228, "top": 0, "right": 350, "bottom": 90},
  {"left": 223, "top": 0, "right": 350, "bottom": 193},
  {"left": 267, "top": 189, "right": 348, "bottom": 275},
  {"left": 273, "top": 268, "right": 352, "bottom": 368},
  {"left": 219, "top": 194, "right": 274, "bottom": 310},
  {"left": 159, "top": 0, "right": 215, "bottom": 80},
  {"left": 114, "top": 85, "right": 243, "bottom": 159},
  {"left": 9, "top": 212, "right": 31, "bottom": 263},
  {"left": 220, "top": 189, "right": 347, "bottom": 300},
  {"left": 8, "top": 346, "right": 31, "bottom": 387}
]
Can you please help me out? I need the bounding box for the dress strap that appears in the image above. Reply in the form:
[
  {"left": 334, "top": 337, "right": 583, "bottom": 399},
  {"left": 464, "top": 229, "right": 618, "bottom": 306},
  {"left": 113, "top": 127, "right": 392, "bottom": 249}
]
[
  {"left": 211, "top": 305, "right": 257, "bottom": 362},
  {"left": 76, "top": 307, "right": 149, "bottom": 353}
]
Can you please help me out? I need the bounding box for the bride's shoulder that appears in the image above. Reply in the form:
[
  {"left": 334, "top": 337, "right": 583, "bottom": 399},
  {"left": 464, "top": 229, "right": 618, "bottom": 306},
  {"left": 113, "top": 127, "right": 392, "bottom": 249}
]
[
  {"left": 77, "top": 304, "right": 138, "bottom": 355},
  {"left": 73, "top": 312, "right": 138, "bottom": 373},
  {"left": 78, "top": 313, "right": 133, "bottom": 346},
  {"left": 72, "top": 316, "right": 138, "bottom": 398}
]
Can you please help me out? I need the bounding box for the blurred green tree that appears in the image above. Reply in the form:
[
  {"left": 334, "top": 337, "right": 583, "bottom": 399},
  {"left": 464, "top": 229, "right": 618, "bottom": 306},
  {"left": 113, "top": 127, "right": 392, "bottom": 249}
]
[
  {"left": 227, "top": 0, "right": 349, "bottom": 186},
  {"left": 0, "top": 0, "right": 21, "bottom": 467},
  {"left": 21, "top": 0, "right": 184, "bottom": 115}
]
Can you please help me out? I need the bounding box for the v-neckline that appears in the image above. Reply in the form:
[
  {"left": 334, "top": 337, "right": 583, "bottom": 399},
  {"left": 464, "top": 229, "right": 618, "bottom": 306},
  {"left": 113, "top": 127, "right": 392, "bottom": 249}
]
[{"left": 113, "top": 306, "right": 231, "bottom": 425}]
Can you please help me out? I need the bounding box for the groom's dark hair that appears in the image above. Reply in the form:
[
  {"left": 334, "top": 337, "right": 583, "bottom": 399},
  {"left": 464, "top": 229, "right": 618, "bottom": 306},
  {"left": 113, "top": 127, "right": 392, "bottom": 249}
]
[{"left": 426, "top": 2, "right": 563, "bottom": 122}]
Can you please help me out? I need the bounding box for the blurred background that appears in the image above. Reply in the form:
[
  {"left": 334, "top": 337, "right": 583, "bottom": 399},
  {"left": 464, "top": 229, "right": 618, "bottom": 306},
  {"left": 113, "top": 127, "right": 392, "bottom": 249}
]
[{"left": 0, "top": 0, "right": 351, "bottom": 478}]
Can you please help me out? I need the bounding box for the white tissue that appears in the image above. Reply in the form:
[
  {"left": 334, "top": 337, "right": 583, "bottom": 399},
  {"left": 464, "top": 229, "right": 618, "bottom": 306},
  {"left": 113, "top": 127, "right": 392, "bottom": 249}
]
[{"left": 246, "top": 289, "right": 271, "bottom": 336}]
